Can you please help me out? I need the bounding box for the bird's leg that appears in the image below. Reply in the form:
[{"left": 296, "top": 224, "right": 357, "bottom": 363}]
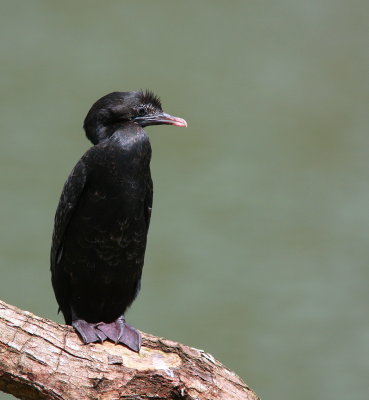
[
  {"left": 71, "top": 308, "right": 107, "bottom": 344},
  {"left": 96, "top": 316, "right": 142, "bottom": 352}
]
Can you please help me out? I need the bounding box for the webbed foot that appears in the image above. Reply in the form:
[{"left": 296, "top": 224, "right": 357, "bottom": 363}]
[
  {"left": 96, "top": 316, "right": 141, "bottom": 352},
  {"left": 72, "top": 319, "right": 107, "bottom": 343},
  {"left": 72, "top": 315, "right": 141, "bottom": 352}
]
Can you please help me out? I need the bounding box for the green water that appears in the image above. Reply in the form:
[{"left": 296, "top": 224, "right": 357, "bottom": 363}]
[{"left": 1, "top": 1, "right": 368, "bottom": 399}]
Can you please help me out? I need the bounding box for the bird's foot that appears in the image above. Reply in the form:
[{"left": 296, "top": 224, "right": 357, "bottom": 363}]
[
  {"left": 96, "top": 316, "right": 141, "bottom": 352},
  {"left": 72, "top": 319, "right": 107, "bottom": 343},
  {"left": 72, "top": 316, "right": 141, "bottom": 352}
]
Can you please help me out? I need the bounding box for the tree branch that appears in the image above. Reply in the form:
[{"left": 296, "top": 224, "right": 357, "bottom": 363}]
[{"left": 0, "top": 300, "right": 259, "bottom": 400}]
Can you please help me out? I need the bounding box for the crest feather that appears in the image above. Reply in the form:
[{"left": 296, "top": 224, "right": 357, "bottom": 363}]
[{"left": 139, "top": 89, "right": 162, "bottom": 110}]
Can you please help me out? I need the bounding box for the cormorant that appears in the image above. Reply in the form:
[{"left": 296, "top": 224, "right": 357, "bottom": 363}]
[{"left": 50, "top": 91, "right": 187, "bottom": 352}]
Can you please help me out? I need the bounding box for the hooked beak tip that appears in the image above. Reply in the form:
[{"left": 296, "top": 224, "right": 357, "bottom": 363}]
[{"left": 171, "top": 117, "right": 187, "bottom": 128}]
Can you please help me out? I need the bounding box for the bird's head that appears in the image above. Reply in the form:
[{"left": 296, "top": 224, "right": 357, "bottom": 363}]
[{"left": 83, "top": 90, "right": 187, "bottom": 144}]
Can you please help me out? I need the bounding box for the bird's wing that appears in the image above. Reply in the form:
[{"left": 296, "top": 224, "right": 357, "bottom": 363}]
[
  {"left": 144, "top": 171, "right": 153, "bottom": 230},
  {"left": 50, "top": 159, "right": 87, "bottom": 319}
]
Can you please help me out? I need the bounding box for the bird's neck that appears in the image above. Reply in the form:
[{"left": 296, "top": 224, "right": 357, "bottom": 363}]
[
  {"left": 87, "top": 121, "right": 141, "bottom": 145},
  {"left": 110, "top": 125, "right": 152, "bottom": 169}
]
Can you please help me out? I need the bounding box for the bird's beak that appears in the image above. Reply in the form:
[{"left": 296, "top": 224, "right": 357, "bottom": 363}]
[{"left": 134, "top": 112, "right": 187, "bottom": 128}]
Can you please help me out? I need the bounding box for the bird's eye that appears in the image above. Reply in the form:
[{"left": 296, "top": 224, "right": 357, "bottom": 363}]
[{"left": 137, "top": 107, "right": 146, "bottom": 116}]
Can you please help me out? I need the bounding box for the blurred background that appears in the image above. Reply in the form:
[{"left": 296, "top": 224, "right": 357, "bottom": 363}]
[{"left": 0, "top": 1, "right": 368, "bottom": 399}]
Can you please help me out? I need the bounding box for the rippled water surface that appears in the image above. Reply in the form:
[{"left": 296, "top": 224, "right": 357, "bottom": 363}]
[{"left": 0, "top": 2, "right": 368, "bottom": 399}]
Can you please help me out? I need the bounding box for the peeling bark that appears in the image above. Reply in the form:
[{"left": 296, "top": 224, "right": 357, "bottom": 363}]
[{"left": 0, "top": 300, "right": 259, "bottom": 400}]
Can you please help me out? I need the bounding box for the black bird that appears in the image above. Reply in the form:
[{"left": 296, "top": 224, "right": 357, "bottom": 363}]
[{"left": 50, "top": 91, "right": 187, "bottom": 351}]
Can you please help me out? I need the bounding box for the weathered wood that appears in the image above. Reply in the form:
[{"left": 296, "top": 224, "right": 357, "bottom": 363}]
[{"left": 0, "top": 300, "right": 259, "bottom": 400}]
